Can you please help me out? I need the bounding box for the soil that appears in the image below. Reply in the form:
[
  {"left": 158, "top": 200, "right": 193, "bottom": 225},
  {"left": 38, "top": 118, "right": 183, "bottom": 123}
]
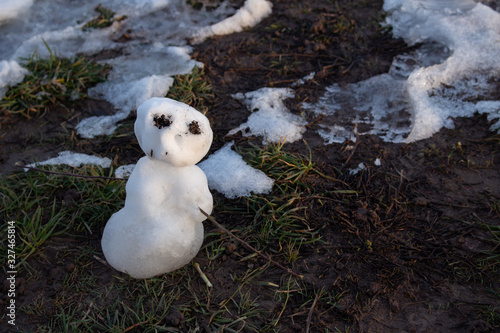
[{"left": 1, "top": 0, "right": 499, "bottom": 332}]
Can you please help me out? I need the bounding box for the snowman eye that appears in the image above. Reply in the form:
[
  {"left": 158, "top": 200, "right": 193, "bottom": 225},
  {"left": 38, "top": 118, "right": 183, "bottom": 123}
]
[
  {"left": 188, "top": 120, "right": 201, "bottom": 135},
  {"left": 153, "top": 114, "right": 172, "bottom": 129}
]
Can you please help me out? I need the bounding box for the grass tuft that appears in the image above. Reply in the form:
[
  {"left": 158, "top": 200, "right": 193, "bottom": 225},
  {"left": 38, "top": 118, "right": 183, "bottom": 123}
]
[
  {"left": 0, "top": 165, "right": 125, "bottom": 270},
  {"left": 82, "top": 4, "right": 127, "bottom": 31},
  {"left": 166, "top": 66, "right": 214, "bottom": 114},
  {"left": 219, "top": 141, "right": 329, "bottom": 251},
  {"left": 0, "top": 43, "right": 110, "bottom": 118}
]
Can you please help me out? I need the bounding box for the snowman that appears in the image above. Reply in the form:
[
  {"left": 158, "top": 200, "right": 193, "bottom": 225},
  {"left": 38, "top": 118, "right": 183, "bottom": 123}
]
[{"left": 101, "top": 97, "right": 213, "bottom": 279}]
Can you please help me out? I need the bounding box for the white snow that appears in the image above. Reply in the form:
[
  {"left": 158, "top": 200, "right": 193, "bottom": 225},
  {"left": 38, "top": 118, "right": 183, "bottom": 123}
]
[
  {"left": 25, "top": 151, "right": 112, "bottom": 169},
  {"left": 89, "top": 75, "right": 175, "bottom": 115},
  {"left": 292, "top": 72, "right": 316, "bottom": 87},
  {"left": 75, "top": 111, "right": 130, "bottom": 139},
  {"left": 0, "top": 0, "right": 33, "bottom": 24},
  {"left": 198, "top": 142, "right": 274, "bottom": 199},
  {"left": 192, "top": 0, "right": 272, "bottom": 43},
  {"left": 349, "top": 162, "right": 366, "bottom": 176},
  {"left": 0, "top": 60, "right": 28, "bottom": 98},
  {"left": 229, "top": 87, "right": 306, "bottom": 144},
  {"left": 115, "top": 164, "right": 136, "bottom": 179}
]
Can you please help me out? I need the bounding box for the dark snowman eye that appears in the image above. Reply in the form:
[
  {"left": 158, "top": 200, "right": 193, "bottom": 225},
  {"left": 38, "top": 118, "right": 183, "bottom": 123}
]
[
  {"left": 188, "top": 120, "right": 201, "bottom": 135},
  {"left": 153, "top": 114, "right": 172, "bottom": 129}
]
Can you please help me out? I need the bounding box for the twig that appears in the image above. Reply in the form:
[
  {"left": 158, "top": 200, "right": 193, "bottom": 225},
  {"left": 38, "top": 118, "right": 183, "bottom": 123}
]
[
  {"left": 81, "top": 302, "right": 94, "bottom": 322},
  {"left": 16, "top": 162, "right": 126, "bottom": 180},
  {"left": 306, "top": 288, "right": 323, "bottom": 333},
  {"left": 123, "top": 320, "right": 148, "bottom": 332},
  {"left": 93, "top": 255, "right": 112, "bottom": 268},
  {"left": 194, "top": 262, "right": 213, "bottom": 287},
  {"left": 199, "top": 208, "right": 303, "bottom": 279}
]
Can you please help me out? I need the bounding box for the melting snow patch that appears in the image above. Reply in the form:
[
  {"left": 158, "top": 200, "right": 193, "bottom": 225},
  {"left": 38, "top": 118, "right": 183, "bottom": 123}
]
[
  {"left": 114, "top": 164, "right": 136, "bottom": 179},
  {"left": 305, "top": 0, "right": 500, "bottom": 144},
  {"left": 192, "top": 0, "right": 272, "bottom": 43},
  {"left": 25, "top": 151, "right": 112, "bottom": 170},
  {"left": 292, "top": 72, "right": 316, "bottom": 87},
  {"left": 0, "top": 0, "right": 234, "bottom": 137},
  {"left": 198, "top": 142, "right": 274, "bottom": 199},
  {"left": 229, "top": 87, "right": 306, "bottom": 144},
  {"left": 76, "top": 110, "right": 130, "bottom": 139},
  {"left": 349, "top": 162, "right": 366, "bottom": 176},
  {"left": 0, "top": 60, "right": 28, "bottom": 98},
  {"left": 89, "top": 75, "right": 174, "bottom": 113},
  {"left": 384, "top": 0, "right": 500, "bottom": 142}
]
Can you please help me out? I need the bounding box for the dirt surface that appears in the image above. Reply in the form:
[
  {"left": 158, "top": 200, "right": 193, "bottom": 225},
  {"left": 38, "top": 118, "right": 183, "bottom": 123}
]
[{"left": 1, "top": 0, "right": 499, "bottom": 332}]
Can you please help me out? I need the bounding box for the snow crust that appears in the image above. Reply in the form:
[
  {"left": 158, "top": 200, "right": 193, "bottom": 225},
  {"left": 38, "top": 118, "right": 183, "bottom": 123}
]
[
  {"left": 349, "top": 163, "right": 366, "bottom": 176},
  {"left": 192, "top": 0, "right": 272, "bottom": 43},
  {"left": 302, "top": 45, "right": 446, "bottom": 143},
  {"left": 229, "top": 87, "right": 306, "bottom": 144},
  {"left": 198, "top": 142, "right": 274, "bottom": 198},
  {"left": 25, "top": 151, "right": 111, "bottom": 169}
]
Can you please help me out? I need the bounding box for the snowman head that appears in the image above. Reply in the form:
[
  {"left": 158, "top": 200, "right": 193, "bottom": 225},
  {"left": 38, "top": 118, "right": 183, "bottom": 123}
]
[{"left": 135, "top": 97, "right": 213, "bottom": 167}]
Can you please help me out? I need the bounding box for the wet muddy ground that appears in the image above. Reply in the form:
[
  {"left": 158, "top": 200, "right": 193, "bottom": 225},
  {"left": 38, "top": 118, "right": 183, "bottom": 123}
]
[{"left": 1, "top": 0, "right": 499, "bottom": 332}]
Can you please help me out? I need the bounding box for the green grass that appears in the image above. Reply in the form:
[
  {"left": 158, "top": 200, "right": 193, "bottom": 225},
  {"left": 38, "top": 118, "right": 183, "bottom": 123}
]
[
  {"left": 0, "top": 165, "right": 125, "bottom": 270},
  {"left": 82, "top": 4, "right": 127, "bottom": 31},
  {"left": 0, "top": 43, "right": 110, "bottom": 118},
  {"left": 212, "top": 141, "right": 341, "bottom": 260},
  {"left": 166, "top": 66, "right": 214, "bottom": 114},
  {"left": 0, "top": 141, "right": 338, "bottom": 331}
]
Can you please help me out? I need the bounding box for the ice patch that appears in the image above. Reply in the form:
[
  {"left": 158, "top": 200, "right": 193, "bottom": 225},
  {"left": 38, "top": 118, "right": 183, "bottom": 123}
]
[
  {"left": 198, "top": 142, "right": 274, "bottom": 199},
  {"left": 192, "top": 0, "right": 272, "bottom": 43},
  {"left": 306, "top": 1, "right": 500, "bottom": 143},
  {"left": 0, "top": 60, "right": 28, "bottom": 98},
  {"left": 302, "top": 49, "right": 430, "bottom": 144},
  {"left": 25, "top": 151, "right": 112, "bottom": 169},
  {"left": 229, "top": 87, "right": 306, "bottom": 144},
  {"left": 384, "top": 0, "right": 500, "bottom": 142}
]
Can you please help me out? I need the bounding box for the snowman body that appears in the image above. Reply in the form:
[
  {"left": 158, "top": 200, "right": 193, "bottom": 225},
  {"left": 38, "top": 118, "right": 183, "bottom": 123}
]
[{"left": 101, "top": 97, "right": 213, "bottom": 279}]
